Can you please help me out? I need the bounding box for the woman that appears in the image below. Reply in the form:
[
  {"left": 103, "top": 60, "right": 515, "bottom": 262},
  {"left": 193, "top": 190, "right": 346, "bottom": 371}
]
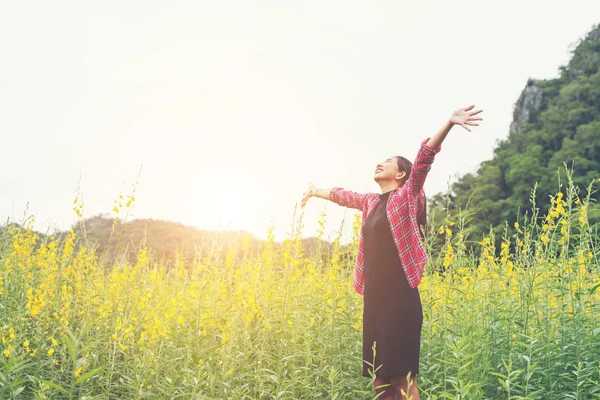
[{"left": 301, "top": 105, "right": 483, "bottom": 400}]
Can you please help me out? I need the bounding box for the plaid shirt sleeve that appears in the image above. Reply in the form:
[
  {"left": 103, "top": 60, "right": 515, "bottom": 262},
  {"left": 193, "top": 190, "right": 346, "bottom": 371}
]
[
  {"left": 328, "top": 188, "right": 373, "bottom": 212},
  {"left": 408, "top": 138, "right": 442, "bottom": 196}
]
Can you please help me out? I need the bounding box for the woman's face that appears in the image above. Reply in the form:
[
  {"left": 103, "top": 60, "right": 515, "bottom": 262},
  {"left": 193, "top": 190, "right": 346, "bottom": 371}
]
[{"left": 374, "top": 157, "right": 406, "bottom": 184}]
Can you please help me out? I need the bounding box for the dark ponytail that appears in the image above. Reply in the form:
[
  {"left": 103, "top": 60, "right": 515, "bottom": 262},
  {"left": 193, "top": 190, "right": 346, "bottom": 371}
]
[{"left": 395, "top": 156, "right": 427, "bottom": 240}]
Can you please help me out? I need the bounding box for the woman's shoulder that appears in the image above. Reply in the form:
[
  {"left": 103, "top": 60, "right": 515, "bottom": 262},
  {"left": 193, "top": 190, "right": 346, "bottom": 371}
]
[
  {"left": 387, "top": 186, "right": 411, "bottom": 204},
  {"left": 365, "top": 193, "right": 380, "bottom": 203},
  {"left": 392, "top": 186, "right": 408, "bottom": 197},
  {"left": 363, "top": 193, "right": 381, "bottom": 208}
]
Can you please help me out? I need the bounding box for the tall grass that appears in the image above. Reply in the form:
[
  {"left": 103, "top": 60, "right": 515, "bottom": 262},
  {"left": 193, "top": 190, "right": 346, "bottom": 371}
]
[{"left": 0, "top": 176, "right": 599, "bottom": 399}]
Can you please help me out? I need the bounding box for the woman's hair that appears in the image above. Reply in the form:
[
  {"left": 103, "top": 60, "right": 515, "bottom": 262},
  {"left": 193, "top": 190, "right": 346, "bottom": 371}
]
[{"left": 395, "top": 156, "right": 427, "bottom": 239}]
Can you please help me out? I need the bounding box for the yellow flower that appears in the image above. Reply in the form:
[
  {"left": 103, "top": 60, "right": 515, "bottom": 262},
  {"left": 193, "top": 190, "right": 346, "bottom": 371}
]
[
  {"left": 514, "top": 222, "right": 519, "bottom": 229},
  {"left": 48, "top": 348, "right": 55, "bottom": 356},
  {"left": 74, "top": 368, "right": 82, "bottom": 377}
]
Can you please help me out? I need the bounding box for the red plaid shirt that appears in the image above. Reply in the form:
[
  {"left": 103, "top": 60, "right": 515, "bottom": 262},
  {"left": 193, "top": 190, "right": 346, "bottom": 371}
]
[{"left": 329, "top": 138, "right": 441, "bottom": 295}]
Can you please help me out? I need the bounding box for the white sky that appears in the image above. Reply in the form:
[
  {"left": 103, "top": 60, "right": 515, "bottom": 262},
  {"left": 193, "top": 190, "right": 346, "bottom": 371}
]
[{"left": 1, "top": 1, "right": 599, "bottom": 243}]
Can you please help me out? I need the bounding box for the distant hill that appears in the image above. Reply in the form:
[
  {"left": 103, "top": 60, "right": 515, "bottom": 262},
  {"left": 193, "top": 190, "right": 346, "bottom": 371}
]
[
  {"left": 76, "top": 215, "right": 255, "bottom": 264},
  {"left": 0, "top": 215, "right": 338, "bottom": 268}
]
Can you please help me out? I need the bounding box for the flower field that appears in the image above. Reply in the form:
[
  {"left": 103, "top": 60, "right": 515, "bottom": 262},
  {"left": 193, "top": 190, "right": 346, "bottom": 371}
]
[{"left": 0, "top": 180, "right": 599, "bottom": 399}]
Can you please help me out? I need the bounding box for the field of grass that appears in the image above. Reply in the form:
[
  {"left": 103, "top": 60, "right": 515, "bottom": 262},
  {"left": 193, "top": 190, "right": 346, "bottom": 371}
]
[{"left": 0, "top": 178, "right": 599, "bottom": 399}]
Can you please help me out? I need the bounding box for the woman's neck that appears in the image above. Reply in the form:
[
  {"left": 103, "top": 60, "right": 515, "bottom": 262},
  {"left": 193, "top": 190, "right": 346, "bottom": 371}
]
[{"left": 379, "top": 181, "right": 400, "bottom": 194}]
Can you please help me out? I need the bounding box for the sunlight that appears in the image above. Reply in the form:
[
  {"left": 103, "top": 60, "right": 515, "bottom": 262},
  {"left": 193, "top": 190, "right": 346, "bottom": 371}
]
[
  {"left": 197, "top": 179, "right": 259, "bottom": 231},
  {"left": 209, "top": 193, "right": 243, "bottom": 230}
]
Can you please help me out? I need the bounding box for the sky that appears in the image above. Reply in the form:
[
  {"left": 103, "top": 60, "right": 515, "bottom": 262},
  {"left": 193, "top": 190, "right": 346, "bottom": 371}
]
[{"left": 1, "top": 1, "right": 599, "bottom": 243}]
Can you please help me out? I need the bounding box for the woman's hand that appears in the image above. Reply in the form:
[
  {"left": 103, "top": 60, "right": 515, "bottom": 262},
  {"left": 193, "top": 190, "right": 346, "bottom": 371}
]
[
  {"left": 450, "top": 105, "right": 483, "bottom": 132},
  {"left": 301, "top": 182, "right": 316, "bottom": 208}
]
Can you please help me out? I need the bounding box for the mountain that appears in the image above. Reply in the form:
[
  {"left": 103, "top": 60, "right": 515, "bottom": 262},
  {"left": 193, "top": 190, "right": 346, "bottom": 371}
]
[
  {"left": 3, "top": 214, "right": 336, "bottom": 268},
  {"left": 429, "top": 24, "right": 600, "bottom": 245}
]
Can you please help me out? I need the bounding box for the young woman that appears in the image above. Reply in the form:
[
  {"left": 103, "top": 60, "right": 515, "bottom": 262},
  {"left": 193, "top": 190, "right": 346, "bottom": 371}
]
[{"left": 301, "top": 105, "right": 483, "bottom": 400}]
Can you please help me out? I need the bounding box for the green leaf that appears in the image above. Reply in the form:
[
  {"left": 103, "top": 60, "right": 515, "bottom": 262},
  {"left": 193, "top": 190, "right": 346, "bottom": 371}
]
[
  {"left": 75, "top": 366, "right": 104, "bottom": 385},
  {"left": 75, "top": 356, "right": 87, "bottom": 370},
  {"left": 63, "top": 332, "right": 77, "bottom": 364},
  {"left": 38, "top": 379, "right": 68, "bottom": 394}
]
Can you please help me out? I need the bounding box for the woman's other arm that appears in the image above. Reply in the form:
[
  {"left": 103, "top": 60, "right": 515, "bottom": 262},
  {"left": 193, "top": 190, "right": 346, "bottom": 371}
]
[{"left": 301, "top": 183, "right": 371, "bottom": 212}]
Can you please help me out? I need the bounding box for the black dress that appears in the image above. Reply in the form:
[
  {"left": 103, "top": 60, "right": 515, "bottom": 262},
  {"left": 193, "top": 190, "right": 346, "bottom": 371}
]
[{"left": 362, "top": 190, "right": 423, "bottom": 378}]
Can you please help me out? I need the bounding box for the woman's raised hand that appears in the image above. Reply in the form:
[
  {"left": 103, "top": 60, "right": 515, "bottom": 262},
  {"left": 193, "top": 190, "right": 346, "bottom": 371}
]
[
  {"left": 450, "top": 105, "right": 483, "bottom": 132},
  {"left": 301, "top": 182, "right": 316, "bottom": 209}
]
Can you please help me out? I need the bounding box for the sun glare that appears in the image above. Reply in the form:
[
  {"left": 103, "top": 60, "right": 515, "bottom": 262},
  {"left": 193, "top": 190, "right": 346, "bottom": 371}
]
[
  {"left": 209, "top": 194, "right": 242, "bottom": 230},
  {"left": 197, "top": 179, "right": 259, "bottom": 231}
]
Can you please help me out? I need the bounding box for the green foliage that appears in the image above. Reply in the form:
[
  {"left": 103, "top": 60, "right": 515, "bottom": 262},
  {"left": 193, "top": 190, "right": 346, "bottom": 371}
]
[{"left": 431, "top": 24, "right": 600, "bottom": 250}]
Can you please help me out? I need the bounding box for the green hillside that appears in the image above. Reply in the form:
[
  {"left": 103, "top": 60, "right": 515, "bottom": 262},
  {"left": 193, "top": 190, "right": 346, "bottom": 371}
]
[{"left": 430, "top": 24, "right": 600, "bottom": 246}]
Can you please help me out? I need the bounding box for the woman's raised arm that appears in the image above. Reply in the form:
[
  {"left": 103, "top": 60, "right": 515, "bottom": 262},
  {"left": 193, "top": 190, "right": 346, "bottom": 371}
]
[
  {"left": 408, "top": 105, "right": 483, "bottom": 195},
  {"left": 426, "top": 105, "right": 483, "bottom": 150}
]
